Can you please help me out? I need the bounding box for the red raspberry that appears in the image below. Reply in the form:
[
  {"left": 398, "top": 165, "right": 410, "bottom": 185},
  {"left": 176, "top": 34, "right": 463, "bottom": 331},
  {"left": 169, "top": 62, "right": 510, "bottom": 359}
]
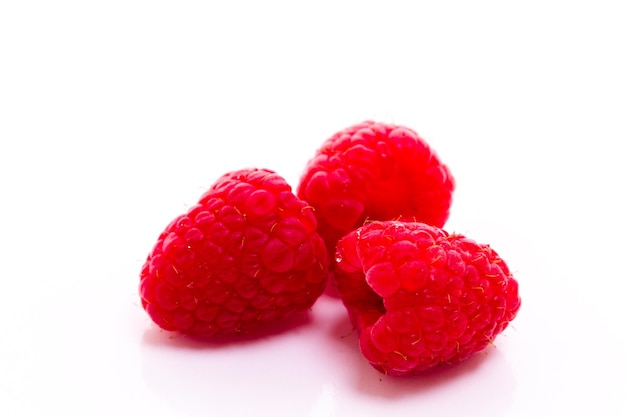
[
  {"left": 297, "top": 121, "right": 454, "bottom": 254},
  {"left": 139, "top": 168, "right": 329, "bottom": 337},
  {"left": 334, "top": 221, "right": 521, "bottom": 376}
]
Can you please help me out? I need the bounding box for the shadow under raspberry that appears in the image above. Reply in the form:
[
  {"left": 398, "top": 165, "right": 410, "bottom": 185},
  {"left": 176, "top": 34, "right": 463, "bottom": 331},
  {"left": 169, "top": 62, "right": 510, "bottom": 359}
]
[
  {"left": 319, "top": 294, "right": 516, "bottom": 416},
  {"left": 141, "top": 309, "right": 314, "bottom": 349}
]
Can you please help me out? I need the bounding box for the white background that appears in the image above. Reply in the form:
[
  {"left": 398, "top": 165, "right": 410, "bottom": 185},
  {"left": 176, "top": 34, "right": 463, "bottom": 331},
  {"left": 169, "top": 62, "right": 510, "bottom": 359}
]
[{"left": 1, "top": 1, "right": 625, "bottom": 416}]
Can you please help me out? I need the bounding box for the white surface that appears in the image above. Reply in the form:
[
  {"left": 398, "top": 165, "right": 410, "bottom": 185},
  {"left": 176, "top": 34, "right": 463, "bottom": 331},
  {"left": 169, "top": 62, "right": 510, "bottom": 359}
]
[{"left": 1, "top": 1, "right": 625, "bottom": 416}]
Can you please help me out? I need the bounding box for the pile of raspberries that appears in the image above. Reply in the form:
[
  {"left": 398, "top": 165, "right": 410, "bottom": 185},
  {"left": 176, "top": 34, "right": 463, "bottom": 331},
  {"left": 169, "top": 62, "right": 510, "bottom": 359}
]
[{"left": 139, "top": 120, "right": 521, "bottom": 377}]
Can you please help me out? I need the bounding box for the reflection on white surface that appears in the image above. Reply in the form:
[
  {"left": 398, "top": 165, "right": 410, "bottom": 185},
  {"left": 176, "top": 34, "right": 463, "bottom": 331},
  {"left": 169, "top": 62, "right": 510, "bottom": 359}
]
[
  {"left": 139, "top": 295, "right": 518, "bottom": 417},
  {"left": 309, "top": 383, "right": 337, "bottom": 417}
]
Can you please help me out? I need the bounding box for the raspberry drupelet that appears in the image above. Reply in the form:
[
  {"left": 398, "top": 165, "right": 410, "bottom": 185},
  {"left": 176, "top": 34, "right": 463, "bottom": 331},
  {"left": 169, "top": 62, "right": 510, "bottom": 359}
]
[
  {"left": 334, "top": 220, "right": 521, "bottom": 376},
  {"left": 140, "top": 168, "right": 329, "bottom": 337},
  {"left": 297, "top": 121, "right": 455, "bottom": 255}
]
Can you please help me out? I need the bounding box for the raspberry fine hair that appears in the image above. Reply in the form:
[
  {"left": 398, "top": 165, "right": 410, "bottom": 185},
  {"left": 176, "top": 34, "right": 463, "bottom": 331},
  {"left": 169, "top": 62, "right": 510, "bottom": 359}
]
[
  {"left": 334, "top": 220, "right": 521, "bottom": 376},
  {"left": 297, "top": 120, "right": 455, "bottom": 254},
  {"left": 139, "top": 168, "right": 329, "bottom": 337}
]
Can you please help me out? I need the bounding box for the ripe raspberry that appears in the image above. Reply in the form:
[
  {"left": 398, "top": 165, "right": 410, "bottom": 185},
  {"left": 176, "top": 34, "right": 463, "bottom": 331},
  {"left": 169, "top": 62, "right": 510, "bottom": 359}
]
[
  {"left": 334, "top": 221, "right": 520, "bottom": 376},
  {"left": 297, "top": 121, "right": 454, "bottom": 254},
  {"left": 139, "top": 168, "right": 329, "bottom": 337}
]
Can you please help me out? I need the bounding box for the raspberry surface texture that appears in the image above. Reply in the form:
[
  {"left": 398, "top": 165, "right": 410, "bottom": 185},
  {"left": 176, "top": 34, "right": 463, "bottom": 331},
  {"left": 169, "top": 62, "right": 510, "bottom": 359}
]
[
  {"left": 334, "top": 221, "right": 521, "bottom": 376},
  {"left": 140, "top": 168, "right": 329, "bottom": 337},
  {"left": 297, "top": 121, "right": 454, "bottom": 253}
]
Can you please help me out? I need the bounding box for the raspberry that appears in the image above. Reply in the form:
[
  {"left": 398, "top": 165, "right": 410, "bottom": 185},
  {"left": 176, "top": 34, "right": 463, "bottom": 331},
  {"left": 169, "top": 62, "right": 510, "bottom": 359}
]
[
  {"left": 334, "top": 221, "right": 521, "bottom": 376},
  {"left": 297, "top": 121, "right": 454, "bottom": 254},
  {"left": 139, "top": 168, "right": 329, "bottom": 337}
]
